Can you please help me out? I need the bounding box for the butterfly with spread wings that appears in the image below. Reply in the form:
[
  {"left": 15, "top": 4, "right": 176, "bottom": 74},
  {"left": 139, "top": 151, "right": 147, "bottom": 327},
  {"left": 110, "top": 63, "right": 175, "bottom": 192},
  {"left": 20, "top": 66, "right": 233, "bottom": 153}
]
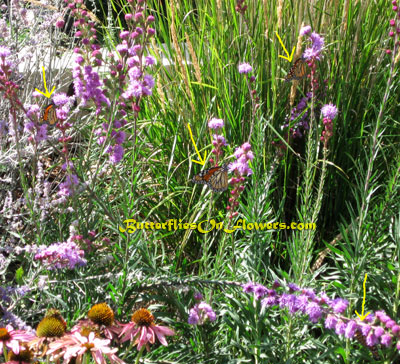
[
  {"left": 192, "top": 163, "right": 229, "bottom": 192},
  {"left": 39, "top": 103, "right": 58, "bottom": 126},
  {"left": 284, "top": 57, "right": 308, "bottom": 82}
]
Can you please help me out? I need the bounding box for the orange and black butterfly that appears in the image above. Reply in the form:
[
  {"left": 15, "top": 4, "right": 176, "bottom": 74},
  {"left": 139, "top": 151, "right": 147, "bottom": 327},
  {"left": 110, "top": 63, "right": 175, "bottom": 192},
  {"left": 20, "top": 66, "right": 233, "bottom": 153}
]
[
  {"left": 192, "top": 163, "right": 229, "bottom": 192},
  {"left": 40, "top": 103, "right": 58, "bottom": 126},
  {"left": 284, "top": 56, "right": 308, "bottom": 82}
]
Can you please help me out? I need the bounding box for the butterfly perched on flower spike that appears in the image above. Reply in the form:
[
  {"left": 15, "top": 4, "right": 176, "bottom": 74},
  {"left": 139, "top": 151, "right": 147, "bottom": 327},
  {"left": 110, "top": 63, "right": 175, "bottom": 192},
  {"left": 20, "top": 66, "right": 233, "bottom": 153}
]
[
  {"left": 40, "top": 103, "right": 58, "bottom": 126},
  {"left": 192, "top": 163, "right": 229, "bottom": 192},
  {"left": 284, "top": 56, "right": 308, "bottom": 82}
]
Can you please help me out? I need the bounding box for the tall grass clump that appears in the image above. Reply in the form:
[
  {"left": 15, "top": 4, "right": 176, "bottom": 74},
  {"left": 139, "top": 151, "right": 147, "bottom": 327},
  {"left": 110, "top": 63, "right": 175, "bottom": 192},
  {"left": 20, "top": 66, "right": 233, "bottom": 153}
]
[{"left": 1, "top": 0, "right": 400, "bottom": 363}]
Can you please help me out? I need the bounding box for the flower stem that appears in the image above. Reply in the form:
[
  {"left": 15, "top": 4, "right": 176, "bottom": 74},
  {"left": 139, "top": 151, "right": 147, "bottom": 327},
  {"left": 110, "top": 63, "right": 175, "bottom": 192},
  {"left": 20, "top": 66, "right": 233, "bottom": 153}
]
[{"left": 135, "top": 346, "right": 145, "bottom": 364}]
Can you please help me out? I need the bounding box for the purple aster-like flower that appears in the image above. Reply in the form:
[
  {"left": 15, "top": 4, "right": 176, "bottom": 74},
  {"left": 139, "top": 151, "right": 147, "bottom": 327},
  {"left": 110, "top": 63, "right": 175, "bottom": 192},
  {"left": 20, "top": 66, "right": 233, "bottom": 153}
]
[
  {"left": 321, "top": 104, "right": 338, "bottom": 120},
  {"left": 345, "top": 320, "right": 357, "bottom": 338},
  {"left": 300, "top": 25, "right": 312, "bottom": 36},
  {"left": 110, "top": 145, "right": 124, "bottom": 164},
  {"left": 310, "top": 32, "right": 324, "bottom": 52},
  {"left": 381, "top": 334, "right": 392, "bottom": 347},
  {"left": 366, "top": 333, "right": 378, "bottom": 346},
  {"left": 254, "top": 285, "right": 268, "bottom": 300},
  {"left": 374, "top": 326, "right": 384, "bottom": 338},
  {"left": 208, "top": 117, "right": 224, "bottom": 130},
  {"left": 261, "top": 296, "right": 278, "bottom": 307},
  {"left": 288, "top": 283, "right": 300, "bottom": 292},
  {"left": 305, "top": 301, "right": 322, "bottom": 323},
  {"left": 296, "top": 295, "right": 310, "bottom": 313},
  {"left": 360, "top": 324, "right": 371, "bottom": 337},
  {"left": 194, "top": 292, "right": 203, "bottom": 301},
  {"left": 324, "top": 314, "right": 337, "bottom": 329},
  {"left": 330, "top": 298, "right": 348, "bottom": 314},
  {"left": 242, "top": 282, "right": 256, "bottom": 293},
  {"left": 238, "top": 62, "right": 252, "bottom": 74},
  {"left": 335, "top": 320, "right": 346, "bottom": 336}
]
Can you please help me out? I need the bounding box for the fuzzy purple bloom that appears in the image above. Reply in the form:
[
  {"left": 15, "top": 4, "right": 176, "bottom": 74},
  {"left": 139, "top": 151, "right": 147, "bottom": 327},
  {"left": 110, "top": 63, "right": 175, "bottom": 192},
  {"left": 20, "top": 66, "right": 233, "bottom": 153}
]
[
  {"left": 305, "top": 301, "right": 322, "bottom": 323},
  {"left": 330, "top": 298, "right": 348, "bottom": 314},
  {"left": 381, "top": 334, "right": 392, "bottom": 347},
  {"left": 34, "top": 240, "right": 86, "bottom": 270},
  {"left": 238, "top": 63, "right": 252, "bottom": 74},
  {"left": 300, "top": 25, "right": 312, "bottom": 36},
  {"left": 335, "top": 320, "right": 346, "bottom": 336},
  {"left": 321, "top": 104, "right": 338, "bottom": 120},
  {"left": 345, "top": 320, "right": 357, "bottom": 338},
  {"left": 325, "top": 314, "right": 337, "bottom": 329},
  {"left": 208, "top": 117, "right": 224, "bottom": 130}
]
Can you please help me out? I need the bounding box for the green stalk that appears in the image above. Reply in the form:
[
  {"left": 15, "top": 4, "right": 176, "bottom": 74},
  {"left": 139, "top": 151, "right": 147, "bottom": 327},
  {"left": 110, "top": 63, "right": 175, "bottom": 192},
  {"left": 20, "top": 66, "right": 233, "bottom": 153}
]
[{"left": 135, "top": 346, "right": 146, "bottom": 364}]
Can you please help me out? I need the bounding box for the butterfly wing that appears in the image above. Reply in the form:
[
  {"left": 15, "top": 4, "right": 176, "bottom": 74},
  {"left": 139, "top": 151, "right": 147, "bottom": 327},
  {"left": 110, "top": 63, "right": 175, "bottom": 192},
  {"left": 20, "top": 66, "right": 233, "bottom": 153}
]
[
  {"left": 284, "top": 58, "right": 307, "bottom": 82},
  {"left": 40, "top": 103, "right": 58, "bottom": 125},
  {"left": 192, "top": 164, "right": 229, "bottom": 192}
]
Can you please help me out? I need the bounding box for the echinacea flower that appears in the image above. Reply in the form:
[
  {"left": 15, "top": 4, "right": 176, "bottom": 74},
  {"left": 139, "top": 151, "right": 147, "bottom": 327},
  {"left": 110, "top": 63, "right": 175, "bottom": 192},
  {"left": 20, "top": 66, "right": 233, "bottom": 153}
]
[
  {"left": 119, "top": 308, "right": 175, "bottom": 351},
  {"left": 47, "top": 332, "right": 125, "bottom": 364},
  {"left": 72, "top": 303, "right": 123, "bottom": 341},
  {"left": 3, "top": 346, "right": 35, "bottom": 364},
  {"left": 0, "top": 325, "right": 35, "bottom": 355}
]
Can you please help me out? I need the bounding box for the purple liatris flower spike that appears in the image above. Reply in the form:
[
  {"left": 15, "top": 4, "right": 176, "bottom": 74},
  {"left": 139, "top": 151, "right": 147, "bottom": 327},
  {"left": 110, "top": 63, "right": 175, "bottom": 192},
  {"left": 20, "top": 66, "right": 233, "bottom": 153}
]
[{"left": 238, "top": 62, "right": 252, "bottom": 74}]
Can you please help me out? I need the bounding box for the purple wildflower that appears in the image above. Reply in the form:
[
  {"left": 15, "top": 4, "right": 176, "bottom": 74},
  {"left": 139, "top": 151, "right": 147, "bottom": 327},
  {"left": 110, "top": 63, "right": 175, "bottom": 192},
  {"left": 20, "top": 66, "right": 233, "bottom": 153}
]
[
  {"left": 335, "top": 320, "right": 346, "bottom": 336},
  {"left": 238, "top": 63, "right": 252, "bottom": 74},
  {"left": 366, "top": 333, "right": 378, "bottom": 346},
  {"left": 330, "top": 298, "right": 348, "bottom": 314},
  {"left": 321, "top": 104, "right": 338, "bottom": 120},
  {"left": 300, "top": 26, "right": 312, "bottom": 36},
  {"left": 305, "top": 302, "right": 322, "bottom": 323},
  {"left": 242, "top": 282, "right": 256, "bottom": 293},
  {"left": 188, "top": 301, "right": 217, "bottom": 325},
  {"left": 325, "top": 314, "right": 337, "bottom": 329},
  {"left": 374, "top": 326, "right": 384, "bottom": 338},
  {"left": 208, "top": 117, "right": 224, "bottom": 130},
  {"left": 254, "top": 285, "right": 268, "bottom": 300},
  {"left": 345, "top": 320, "right": 357, "bottom": 338},
  {"left": 381, "top": 334, "right": 392, "bottom": 347},
  {"left": 34, "top": 240, "right": 86, "bottom": 270}
]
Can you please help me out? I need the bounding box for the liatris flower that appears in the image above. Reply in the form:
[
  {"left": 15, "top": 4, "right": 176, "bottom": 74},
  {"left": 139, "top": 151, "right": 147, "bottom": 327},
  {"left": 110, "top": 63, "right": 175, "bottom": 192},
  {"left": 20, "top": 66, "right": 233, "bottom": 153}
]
[
  {"left": 227, "top": 142, "right": 254, "bottom": 219},
  {"left": 0, "top": 325, "right": 35, "bottom": 355},
  {"left": 208, "top": 117, "right": 227, "bottom": 166},
  {"left": 119, "top": 308, "right": 175, "bottom": 351},
  {"left": 238, "top": 62, "right": 252, "bottom": 74},
  {"left": 46, "top": 331, "right": 125, "bottom": 364},
  {"left": 188, "top": 302, "right": 217, "bottom": 325},
  {"left": 34, "top": 239, "right": 86, "bottom": 270},
  {"left": 320, "top": 103, "right": 338, "bottom": 147}
]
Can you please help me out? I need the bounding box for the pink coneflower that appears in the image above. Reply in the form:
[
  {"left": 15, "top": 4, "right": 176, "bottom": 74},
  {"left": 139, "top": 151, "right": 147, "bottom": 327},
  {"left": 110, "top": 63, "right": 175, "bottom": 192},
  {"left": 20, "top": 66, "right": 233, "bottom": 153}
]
[
  {"left": 47, "top": 332, "right": 125, "bottom": 364},
  {"left": 119, "top": 308, "right": 175, "bottom": 351},
  {"left": 0, "top": 325, "right": 36, "bottom": 355}
]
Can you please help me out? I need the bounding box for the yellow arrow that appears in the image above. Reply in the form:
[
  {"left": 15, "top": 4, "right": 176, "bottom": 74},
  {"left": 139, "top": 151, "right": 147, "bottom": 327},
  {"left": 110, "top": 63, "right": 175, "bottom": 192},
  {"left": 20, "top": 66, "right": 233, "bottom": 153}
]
[
  {"left": 355, "top": 273, "right": 371, "bottom": 321},
  {"left": 35, "top": 66, "right": 55, "bottom": 98},
  {"left": 275, "top": 31, "right": 296, "bottom": 62},
  {"left": 187, "top": 123, "right": 207, "bottom": 166}
]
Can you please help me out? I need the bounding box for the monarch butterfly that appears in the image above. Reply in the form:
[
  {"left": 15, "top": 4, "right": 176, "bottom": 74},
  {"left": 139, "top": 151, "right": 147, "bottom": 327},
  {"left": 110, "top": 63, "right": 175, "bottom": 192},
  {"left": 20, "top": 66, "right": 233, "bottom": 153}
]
[
  {"left": 192, "top": 163, "right": 229, "bottom": 192},
  {"left": 284, "top": 57, "right": 308, "bottom": 82},
  {"left": 40, "top": 103, "right": 58, "bottom": 126},
  {"left": 354, "top": 329, "right": 380, "bottom": 360}
]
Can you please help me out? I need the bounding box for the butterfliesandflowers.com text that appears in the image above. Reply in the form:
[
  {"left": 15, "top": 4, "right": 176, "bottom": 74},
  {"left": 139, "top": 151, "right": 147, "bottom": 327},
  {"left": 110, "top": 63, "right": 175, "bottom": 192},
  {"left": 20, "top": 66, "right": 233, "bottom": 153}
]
[{"left": 119, "top": 219, "right": 316, "bottom": 234}]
